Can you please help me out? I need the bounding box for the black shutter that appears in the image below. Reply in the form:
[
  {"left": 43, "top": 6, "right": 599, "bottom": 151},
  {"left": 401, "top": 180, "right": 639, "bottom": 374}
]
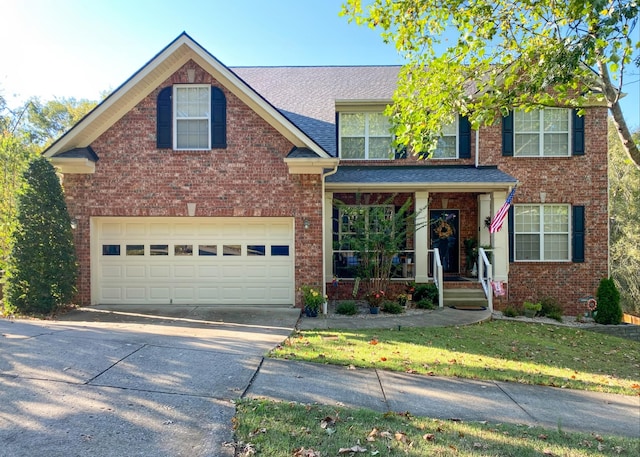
[
  {"left": 211, "top": 87, "right": 226, "bottom": 148},
  {"left": 572, "top": 110, "right": 585, "bottom": 156},
  {"left": 572, "top": 205, "right": 585, "bottom": 262},
  {"left": 508, "top": 206, "right": 515, "bottom": 262},
  {"left": 459, "top": 115, "right": 471, "bottom": 158},
  {"left": 502, "top": 111, "right": 514, "bottom": 156},
  {"left": 157, "top": 87, "right": 172, "bottom": 148},
  {"left": 395, "top": 144, "right": 407, "bottom": 160}
]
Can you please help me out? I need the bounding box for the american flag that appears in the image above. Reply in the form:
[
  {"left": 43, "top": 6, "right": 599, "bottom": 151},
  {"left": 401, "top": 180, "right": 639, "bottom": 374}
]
[{"left": 489, "top": 186, "right": 517, "bottom": 233}]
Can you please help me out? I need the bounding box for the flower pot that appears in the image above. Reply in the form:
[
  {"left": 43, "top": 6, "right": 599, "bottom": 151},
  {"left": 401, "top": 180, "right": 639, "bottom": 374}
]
[
  {"left": 305, "top": 306, "right": 318, "bottom": 317},
  {"left": 524, "top": 309, "right": 537, "bottom": 318},
  {"left": 369, "top": 306, "right": 380, "bottom": 315}
]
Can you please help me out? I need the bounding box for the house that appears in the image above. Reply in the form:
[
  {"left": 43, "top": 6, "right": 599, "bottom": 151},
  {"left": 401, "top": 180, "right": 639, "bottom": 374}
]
[{"left": 44, "top": 33, "right": 608, "bottom": 315}]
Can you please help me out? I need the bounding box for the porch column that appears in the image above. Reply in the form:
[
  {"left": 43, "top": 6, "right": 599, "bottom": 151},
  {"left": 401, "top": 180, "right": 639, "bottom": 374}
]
[
  {"left": 490, "top": 190, "right": 509, "bottom": 282},
  {"left": 324, "top": 192, "right": 334, "bottom": 280},
  {"left": 415, "top": 191, "right": 429, "bottom": 283},
  {"left": 478, "top": 194, "right": 491, "bottom": 247}
]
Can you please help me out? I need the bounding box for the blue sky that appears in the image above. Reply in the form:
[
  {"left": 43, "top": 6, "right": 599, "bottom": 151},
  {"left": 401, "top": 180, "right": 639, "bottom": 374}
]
[{"left": 1, "top": 0, "right": 638, "bottom": 130}]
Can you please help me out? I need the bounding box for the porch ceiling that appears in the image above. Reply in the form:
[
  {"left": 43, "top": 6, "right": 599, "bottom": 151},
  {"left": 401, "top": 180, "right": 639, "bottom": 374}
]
[{"left": 325, "top": 165, "right": 517, "bottom": 192}]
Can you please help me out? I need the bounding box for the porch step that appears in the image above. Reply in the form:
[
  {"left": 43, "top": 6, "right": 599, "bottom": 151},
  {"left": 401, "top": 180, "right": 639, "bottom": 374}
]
[{"left": 442, "top": 288, "right": 488, "bottom": 308}]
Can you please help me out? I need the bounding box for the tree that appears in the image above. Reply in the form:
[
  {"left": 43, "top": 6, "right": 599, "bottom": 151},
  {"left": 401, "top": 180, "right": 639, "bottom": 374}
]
[
  {"left": 4, "top": 157, "right": 77, "bottom": 314},
  {"left": 343, "top": 0, "right": 640, "bottom": 168},
  {"left": 25, "top": 97, "right": 96, "bottom": 147},
  {"left": 0, "top": 96, "right": 38, "bottom": 272},
  {"left": 594, "top": 277, "right": 622, "bottom": 324},
  {"left": 609, "top": 121, "right": 640, "bottom": 315}
]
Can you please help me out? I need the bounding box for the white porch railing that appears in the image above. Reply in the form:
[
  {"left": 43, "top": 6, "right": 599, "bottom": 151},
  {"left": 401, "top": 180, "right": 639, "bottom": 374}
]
[
  {"left": 478, "top": 248, "right": 493, "bottom": 312},
  {"left": 432, "top": 248, "right": 444, "bottom": 308}
]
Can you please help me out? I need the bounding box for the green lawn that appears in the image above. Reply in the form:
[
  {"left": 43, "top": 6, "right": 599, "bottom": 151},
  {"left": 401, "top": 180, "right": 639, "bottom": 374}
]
[
  {"left": 234, "top": 321, "right": 639, "bottom": 455},
  {"left": 270, "top": 320, "right": 640, "bottom": 396},
  {"left": 234, "top": 399, "right": 638, "bottom": 456}
]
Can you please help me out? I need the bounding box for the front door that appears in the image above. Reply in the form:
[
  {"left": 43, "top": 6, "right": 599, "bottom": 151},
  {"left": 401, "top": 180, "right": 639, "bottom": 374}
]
[{"left": 429, "top": 209, "right": 460, "bottom": 274}]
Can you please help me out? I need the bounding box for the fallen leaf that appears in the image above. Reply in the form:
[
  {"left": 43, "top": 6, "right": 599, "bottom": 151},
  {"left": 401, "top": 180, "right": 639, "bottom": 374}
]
[
  {"left": 369, "top": 339, "right": 378, "bottom": 345},
  {"left": 293, "top": 447, "right": 321, "bottom": 457},
  {"left": 380, "top": 357, "right": 387, "bottom": 361},
  {"left": 320, "top": 416, "right": 336, "bottom": 429},
  {"left": 543, "top": 449, "right": 556, "bottom": 456},
  {"left": 538, "top": 434, "right": 548, "bottom": 440},
  {"left": 423, "top": 433, "right": 435, "bottom": 441},
  {"left": 248, "top": 427, "right": 266, "bottom": 437},
  {"left": 338, "top": 445, "right": 367, "bottom": 453}
]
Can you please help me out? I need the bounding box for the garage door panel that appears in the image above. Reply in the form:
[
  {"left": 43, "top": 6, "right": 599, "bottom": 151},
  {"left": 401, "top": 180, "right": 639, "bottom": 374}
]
[
  {"left": 125, "top": 265, "right": 147, "bottom": 278},
  {"left": 95, "top": 217, "right": 294, "bottom": 305}
]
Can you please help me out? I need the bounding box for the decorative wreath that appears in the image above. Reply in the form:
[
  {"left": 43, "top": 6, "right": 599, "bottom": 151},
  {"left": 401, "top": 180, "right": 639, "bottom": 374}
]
[
  {"left": 435, "top": 220, "right": 454, "bottom": 239},
  {"left": 587, "top": 298, "right": 597, "bottom": 311}
]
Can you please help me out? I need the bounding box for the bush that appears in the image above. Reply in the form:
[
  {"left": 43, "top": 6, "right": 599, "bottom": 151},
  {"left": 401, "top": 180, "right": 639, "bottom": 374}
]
[
  {"left": 382, "top": 300, "right": 404, "bottom": 314},
  {"left": 413, "top": 283, "right": 438, "bottom": 304},
  {"left": 5, "top": 158, "right": 77, "bottom": 315},
  {"left": 539, "top": 296, "right": 563, "bottom": 318},
  {"left": 415, "top": 299, "right": 435, "bottom": 310},
  {"left": 336, "top": 300, "right": 358, "bottom": 315},
  {"left": 503, "top": 306, "right": 518, "bottom": 317},
  {"left": 594, "top": 278, "right": 622, "bottom": 325}
]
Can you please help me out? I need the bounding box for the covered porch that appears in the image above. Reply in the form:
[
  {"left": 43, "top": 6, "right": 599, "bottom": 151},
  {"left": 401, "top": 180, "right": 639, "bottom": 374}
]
[{"left": 323, "top": 165, "right": 518, "bottom": 311}]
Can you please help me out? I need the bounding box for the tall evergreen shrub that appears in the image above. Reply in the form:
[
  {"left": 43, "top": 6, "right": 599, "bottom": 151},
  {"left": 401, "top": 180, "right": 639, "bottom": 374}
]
[
  {"left": 594, "top": 278, "right": 622, "bottom": 325},
  {"left": 5, "top": 157, "right": 77, "bottom": 314}
]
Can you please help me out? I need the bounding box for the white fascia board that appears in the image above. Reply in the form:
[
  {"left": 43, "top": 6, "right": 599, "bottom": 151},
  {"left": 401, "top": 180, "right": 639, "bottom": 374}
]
[
  {"left": 49, "top": 157, "right": 95, "bottom": 174},
  {"left": 325, "top": 182, "right": 515, "bottom": 192},
  {"left": 284, "top": 157, "right": 339, "bottom": 174}
]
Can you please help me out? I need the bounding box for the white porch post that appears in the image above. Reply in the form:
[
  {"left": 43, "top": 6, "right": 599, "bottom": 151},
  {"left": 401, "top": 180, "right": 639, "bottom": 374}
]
[
  {"left": 324, "top": 192, "right": 334, "bottom": 280},
  {"left": 490, "top": 190, "right": 509, "bottom": 282},
  {"left": 415, "top": 191, "right": 429, "bottom": 283},
  {"left": 478, "top": 194, "right": 491, "bottom": 248}
]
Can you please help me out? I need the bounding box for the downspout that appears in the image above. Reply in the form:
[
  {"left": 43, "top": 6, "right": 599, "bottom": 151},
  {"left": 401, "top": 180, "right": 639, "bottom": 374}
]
[
  {"left": 475, "top": 128, "right": 480, "bottom": 168},
  {"left": 321, "top": 163, "right": 339, "bottom": 313}
]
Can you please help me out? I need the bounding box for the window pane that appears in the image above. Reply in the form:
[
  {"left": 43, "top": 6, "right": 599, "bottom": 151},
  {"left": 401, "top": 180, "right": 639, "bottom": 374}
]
[
  {"left": 544, "top": 234, "right": 569, "bottom": 260},
  {"left": 102, "top": 244, "right": 121, "bottom": 256},
  {"left": 515, "top": 206, "right": 540, "bottom": 232},
  {"left": 176, "top": 87, "right": 209, "bottom": 118},
  {"left": 544, "top": 205, "right": 569, "bottom": 232},
  {"left": 514, "top": 110, "right": 539, "bottom": 131},
  {"left": 198, "top": 245, "right": 217, "bottom": 256},
  {"left": 368, "top": 113, "right": 390, "bottom": 136},
  {"left": 341, "top": 137, "right": 365, "bottom": 159},
  {"left": 126, "top": 244, "right": 144, "bottom": 256},
  {"left": 177, "top": 120, "right": 208, "bottom": 149},
  {"left": 223, "top": 245, "right": 241, "bottom": 256},
  {"left": 515, "top": 234, "right": 540, "bottom": 260},
  {"left": 368, "top": 138, "right": 392, "bottom": 159},
  {"left": 247, "top": 245, "right": 266, "bottom": 256},
  {"left": 544, "top": 109, "right": 568, "bottom": 132},
  {"left": 441, "top": 120, "right": 457, "bottom": 135},
  {"left": 433, "top": 136, "right": 456, "bottom": 158},
  {"left": 150, "top": 244, "right": 168, "bottom": 256},
  {"left": 174, "top": 245, "right": 193, "bottom": 256},
  {"left": 543, "top": 133, "right": 569, "bottom": 156},
  {"left": 340, "top": 113, "right": 365, "bottom": 136},
  {"left": 271, "top": 245, "right": 290, "bottom": 256},
  {"left": 515, "top": 134, "right": 539, "bottom": 156}
]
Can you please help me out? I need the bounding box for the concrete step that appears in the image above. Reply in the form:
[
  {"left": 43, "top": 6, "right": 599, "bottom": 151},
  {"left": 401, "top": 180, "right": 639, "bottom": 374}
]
[{"left": 443, "top": 288, "right": 488, "bottom": 307}]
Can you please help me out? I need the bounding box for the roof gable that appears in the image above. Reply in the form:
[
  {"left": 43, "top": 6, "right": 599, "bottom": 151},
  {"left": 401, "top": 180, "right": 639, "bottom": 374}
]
[{"left": 45, "top": 33, "right": 329, "bottom": 159}]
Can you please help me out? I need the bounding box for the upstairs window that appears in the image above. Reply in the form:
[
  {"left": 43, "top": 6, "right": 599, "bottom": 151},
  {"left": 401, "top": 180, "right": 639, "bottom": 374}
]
[
  {"left": 514, "top": 108, "right": 570, "bottom": 157},
  {"left": 433, "top": 118, "right": 458, "bottom": 159},
  {"left": 339, "top": 112, "right": 392, "bottom": 160},
  {"left": 174, "top": 85, "right": 210, "bottom": 150},
  {"left": 157, "top": 85, "right": 227, "bottom": 150}
]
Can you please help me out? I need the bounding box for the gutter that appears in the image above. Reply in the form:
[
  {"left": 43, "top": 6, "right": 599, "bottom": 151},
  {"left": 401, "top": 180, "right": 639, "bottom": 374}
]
[{"left": 320, "top": 163, "right": 340, "bottom": 311}]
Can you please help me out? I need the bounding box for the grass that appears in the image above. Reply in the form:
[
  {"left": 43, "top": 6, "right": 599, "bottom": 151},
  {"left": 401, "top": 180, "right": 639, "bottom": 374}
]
[
  {"left": 234, "top": 399, "right": 637, "bottom": 456},
  {"left": 270, "top": 320, "right": 640, "bottom": 396}
]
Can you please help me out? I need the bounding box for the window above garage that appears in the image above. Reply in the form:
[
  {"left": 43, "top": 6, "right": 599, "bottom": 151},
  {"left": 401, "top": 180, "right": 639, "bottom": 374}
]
[{"left": 157, "top": 84, "right": 227, "bottom": 150}]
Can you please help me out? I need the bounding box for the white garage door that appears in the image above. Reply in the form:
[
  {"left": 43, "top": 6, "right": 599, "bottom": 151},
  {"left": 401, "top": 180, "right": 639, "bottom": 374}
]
[{"left": 93, "top": 217, "right": 294, "bottom": 305}]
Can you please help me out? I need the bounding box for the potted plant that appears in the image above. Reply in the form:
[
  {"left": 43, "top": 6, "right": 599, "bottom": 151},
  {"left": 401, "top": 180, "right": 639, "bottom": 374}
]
[
  {"left": 301, "top": 285, "right": 324, "bottom": 317},
  {"left": 397, "top": 293, "right": 408, "bottom": 308},
  {"left": 523, "top": 301, "right": 542, "bottom": 318},
  {"left": 366, "top": 290, "right": 385, "bottom": 314}
]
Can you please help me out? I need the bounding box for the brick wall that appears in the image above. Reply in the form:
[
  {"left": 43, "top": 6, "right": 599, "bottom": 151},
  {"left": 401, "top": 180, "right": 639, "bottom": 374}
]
[
  {"left": 63, "top": 60, "right": 323, "bottom": 306},
  {"left": 481, "top": 106, "right": 609, "bottom": 315}
]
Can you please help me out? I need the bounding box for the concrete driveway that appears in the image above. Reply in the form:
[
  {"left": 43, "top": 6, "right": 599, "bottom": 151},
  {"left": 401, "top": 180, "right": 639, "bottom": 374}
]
[{"left": 0, "top": 306, "right": 301, "bottom": 457}]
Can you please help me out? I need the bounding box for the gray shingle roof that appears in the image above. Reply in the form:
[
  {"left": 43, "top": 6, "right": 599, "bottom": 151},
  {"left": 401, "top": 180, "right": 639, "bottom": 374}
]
[
  {"left": 231, "top": 66, "right": 400, "bottom": 156},
  {"left": 326, "top": 165, "right": 517, "bottom": 185}
]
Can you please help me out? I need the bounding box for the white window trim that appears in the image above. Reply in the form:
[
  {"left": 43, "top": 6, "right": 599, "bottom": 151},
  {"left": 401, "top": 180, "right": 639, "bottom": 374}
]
[
  {"left": 173, "top": 84, "right": 211, "bottom": 151},
  {"left": 339, "top": 112, "right": 392, "bottom": 160},
  {"left": 514, "top": 108, "right": 571, "bottom": 157},
  {"left": 514, "top": 204, "right": 571, "bottom": 262},
  {"left": 432, "top": 117, "right": 459, "bottom": 159}
]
